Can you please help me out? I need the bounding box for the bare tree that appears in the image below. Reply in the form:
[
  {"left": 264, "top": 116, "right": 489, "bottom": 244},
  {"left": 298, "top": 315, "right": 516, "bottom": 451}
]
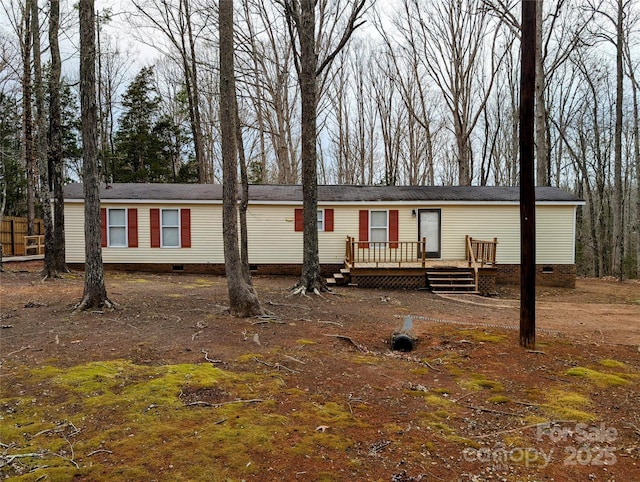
[
  {"left": 48, "top": 0, "right": 69, "bottom": 274},
  {"left": 397, "top": 0, "right": 506, "bottom": 185},
  {"left": 219, "top": 0, "right": 262, "bottom": 317},
  {"left": 625, "top": 31, "right": 640, "bottom": 277},
  {"left": 284, "top": 0, "right": 366, "bottom": 294},
  {"left": 129, "top": 0, "right": 210, "bottom": 183},
  {"left": 29, "top": 0, "right": 56, "bottom": 279},
  {"left": 77, "top": 0, "right": 111, "bottom": 310},
  {"left": 586, "top": 0, "right": 633, "bottom": 280},
  {"left": 237, "top": 0, "right": 299, "bottom": 183},
  {"left": 20, "top": 2, "right": 36, "bottom": 235}
]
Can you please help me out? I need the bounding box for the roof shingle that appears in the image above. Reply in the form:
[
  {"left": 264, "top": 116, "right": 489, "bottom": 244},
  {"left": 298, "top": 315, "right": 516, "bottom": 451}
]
[{"left": 63, "top": 183, "right": 583, "bottom": 203}]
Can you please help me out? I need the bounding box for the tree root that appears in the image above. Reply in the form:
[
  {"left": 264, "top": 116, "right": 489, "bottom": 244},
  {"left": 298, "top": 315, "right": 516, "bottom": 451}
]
[{"left": 73, "top": 297, "right": 116, "bottom": 313}]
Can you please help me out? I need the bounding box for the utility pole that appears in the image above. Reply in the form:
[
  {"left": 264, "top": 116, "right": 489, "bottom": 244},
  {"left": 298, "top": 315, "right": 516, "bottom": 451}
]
[{"left": 520, "top": 0, "right": 536, "bottom": 349}]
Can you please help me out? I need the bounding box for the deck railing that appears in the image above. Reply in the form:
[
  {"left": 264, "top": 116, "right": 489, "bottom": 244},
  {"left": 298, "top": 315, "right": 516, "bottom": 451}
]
[
  {"left": 466, "top": 236, "right": 498, "bottom": 267},
  {"left": 465, "top": 236, "right": 498, "bottom": 292},
  {"left": 24, "top": 235, "right": 46, "bottom": 255},
  {"left": 345, "top": 236, "right": 426, "bottom": 268}
]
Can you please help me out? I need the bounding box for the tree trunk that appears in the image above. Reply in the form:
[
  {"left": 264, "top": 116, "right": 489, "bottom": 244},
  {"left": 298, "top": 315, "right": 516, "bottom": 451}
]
[
  {"left": 77, "top": 0, "right": 110, "bottom": 310},
  {"left": 22, "top": 4, "right": 35, "bottom": 236},
  {"left": 297, "top": 0, "right": 324, "bottom": 293},
  {"left": 49, "top": 0, "right": 68, "bottom": 273},
  {"left": 219, "top": 0, "right": 262, "bottom": 317},
  {"left": 0, "top": 155, "right": 6, "bottom": 272},
  {"left": 181, "top": 0, "right": 208, "bottom": 184},
  {"left": 535, "top": 0, "right": 549, "bottom": 186},
  {"left": 30, "top": 0, "right": 56, "bottom": 279},
  {"left": 629, "top": 58, "right": 640, "bottom": 278},
  {"left": 236, "top": 97, "right": 252, "bottom": 284},
  {"left": 612, "top": 0, "right": 624, "bottom": 280}
]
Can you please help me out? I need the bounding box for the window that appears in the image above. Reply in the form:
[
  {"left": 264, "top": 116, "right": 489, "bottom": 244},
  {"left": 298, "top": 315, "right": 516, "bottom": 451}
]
[
  {"left": 108, "top": 209, "right": 127, "bottom": 247},
  {"left": 294, "top": 208, "right": 333, "bottom": 232},
  {"left": 150, "top": 208, "right": 190, "bottom": 248},
  {"left": 358, "top": 209, "right": 397, "bottom": 248},
  {"left": 317, "top": 210, "right": 324, "bottom": 231},
  {"left": 101, "top": 208, "right": 138, "bottom": 248},
  {"left": 161, "top": 209, "right": 180, "bottom": 247},
  {"left": 370, "top": 211, "right": 388, "bottom": 244}
]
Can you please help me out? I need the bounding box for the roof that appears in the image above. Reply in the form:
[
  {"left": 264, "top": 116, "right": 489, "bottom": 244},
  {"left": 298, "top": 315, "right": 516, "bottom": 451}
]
[{"left": 63, "top": 183, "right": 584, "bottom": 204}]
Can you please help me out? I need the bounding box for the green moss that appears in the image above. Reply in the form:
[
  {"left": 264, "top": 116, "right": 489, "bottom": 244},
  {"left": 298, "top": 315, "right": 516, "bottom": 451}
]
[
  {"left": 410, "top": 367, "right": 431, "bottom": 376},
  {"left": 0, "top": 361, "right": 288, "bottom": 481},
  {"left": 382, "top": 423, "right": 405, "bottom": 434},
  {"left": 289, "top": 432, "right": 354, "bottom": 456},
  {"left": 423, "top": 394, "right": 454, "bottom": 408},
  {"left": 237, "top": 353, "right": 262, "bottom": 363},
  {"left": 598, "top": 359, "right": 628, "bottom": 369},
  {"left": 296, "top": 339, "right": 316, "bottom": 345},
  {"left": 542, "top": 390, "right": 596, "bottom": 422},
  {"left": 458, "top": 329, "right": 506, "bottom": 343},
  {"left": 432, "top": 387, "right": 451, "bottom": 395},
  {"left": 444, "top": 435, "right": 481, "bottom": 447},
  {"left": 433, "top": 409, "right": 450, "bottom": 419},
  {"left": 487, "top": 395, "right": 510, "bottom": 404},
  {"left": 351, "top": 355, "right": 381, "bottom": 365},
  {"left": 461, "top": 374, "right": 504, "bottom": 392},
  {"left": 565, "top": 367, "right": 629, "bottom": 387}
]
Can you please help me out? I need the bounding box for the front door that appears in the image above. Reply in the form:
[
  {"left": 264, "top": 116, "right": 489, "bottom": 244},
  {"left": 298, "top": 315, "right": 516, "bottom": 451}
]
[{"left": 418, "top": 209, "right": 441, "bottom": 258}]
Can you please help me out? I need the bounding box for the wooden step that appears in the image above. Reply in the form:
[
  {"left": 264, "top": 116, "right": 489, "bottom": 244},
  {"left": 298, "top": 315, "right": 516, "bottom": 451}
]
[
  {"left": 326, "top": 278, "right": 337, "bottom": 285},
  {"left": 431, "top": 283, "right": 476, "bottom": 290},
  {"left": 426, "top": 267, "right": 477, "bottom": 293}
]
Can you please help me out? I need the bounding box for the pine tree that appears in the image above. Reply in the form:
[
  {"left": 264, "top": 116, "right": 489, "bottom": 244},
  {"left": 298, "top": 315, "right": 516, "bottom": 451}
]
[{"left": 113, "top": 67, "right": 176, "bottom": 182}]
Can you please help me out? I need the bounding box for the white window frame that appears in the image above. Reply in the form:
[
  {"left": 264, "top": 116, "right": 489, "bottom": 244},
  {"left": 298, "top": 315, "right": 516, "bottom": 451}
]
[
  {"left": 370, "top": 210, "right": 388, "bottom": 245},
  {"left": 107, "top": 208, "right": 127, "bottom": 247},
  {"left": 161, "top": 208, "right": 181, "bottom": 248},
  {"left": 317, "top": 209, "right": 325, "bottom": 232}
]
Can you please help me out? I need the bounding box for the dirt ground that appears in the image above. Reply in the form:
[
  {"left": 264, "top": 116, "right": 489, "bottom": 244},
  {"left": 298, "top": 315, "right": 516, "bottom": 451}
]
[{"left": 1, "top": 261, "right": 639, "bottom": 481}]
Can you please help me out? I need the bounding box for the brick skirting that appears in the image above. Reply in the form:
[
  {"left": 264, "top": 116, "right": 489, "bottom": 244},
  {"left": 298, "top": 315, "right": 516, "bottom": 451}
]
[
  {"left": 68, "top": 262, "right": 576, "bottom": 290},
  {"left": 496, "top": 264, "right": 576, "bottom": 288},
  {"left": 69, "top": 263, "right": 342, "bottom": 277}
]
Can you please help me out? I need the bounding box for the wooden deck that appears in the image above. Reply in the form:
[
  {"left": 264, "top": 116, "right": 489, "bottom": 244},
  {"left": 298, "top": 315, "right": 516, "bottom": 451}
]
[
  {"left": 335, "top": 236, "right": 498, "bottom": 293},
  {"left": 346, "top": 259, "right": 470, "bottom": 270}
]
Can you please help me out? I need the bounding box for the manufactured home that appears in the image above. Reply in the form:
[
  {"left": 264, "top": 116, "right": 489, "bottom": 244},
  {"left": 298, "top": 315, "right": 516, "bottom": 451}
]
[{"left": 63, "top": 183, "right": 584, "bottom": 293}]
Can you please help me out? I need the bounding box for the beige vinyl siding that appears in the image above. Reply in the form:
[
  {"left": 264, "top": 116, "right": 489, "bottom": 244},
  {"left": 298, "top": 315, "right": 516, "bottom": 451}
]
[
  {"left": 535, "top": 205, "right": 576, "bottom": 264},
  {"left": 438, "top": 205, "right": 520, "bottom": 263},
  {"left": 434, "top": 204, "right": 576, "bottom": 264},
  {"left": 245, "top": 205, "right": 302, "bottom": 263},
  {"left": 244, "top": 204, "right": 418, "bottom": 264},
  {"left": 65, "top": 202, "right": 87, "bottom": 263},
  {"left": 65, "top": 200, "right": 576, "bottom": 266},
  {"left": 65, "top": 202, "right": 224, "bottom": 264}
]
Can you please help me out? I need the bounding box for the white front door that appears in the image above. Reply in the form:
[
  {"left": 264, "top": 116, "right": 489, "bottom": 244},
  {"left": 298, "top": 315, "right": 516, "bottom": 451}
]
[{"left": 418, "top": 209, "right": 441, "bottom": 258}]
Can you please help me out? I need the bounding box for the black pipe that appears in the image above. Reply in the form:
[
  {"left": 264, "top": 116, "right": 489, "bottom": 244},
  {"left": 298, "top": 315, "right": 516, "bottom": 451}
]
[{"left": 391, "top": 316, "right": 417, "bottom": 352}]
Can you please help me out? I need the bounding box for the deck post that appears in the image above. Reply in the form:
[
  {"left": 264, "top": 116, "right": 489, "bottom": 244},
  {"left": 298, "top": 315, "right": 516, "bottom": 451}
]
[{"left": 465, "top": 235, "right": 470, "bottom": 268}]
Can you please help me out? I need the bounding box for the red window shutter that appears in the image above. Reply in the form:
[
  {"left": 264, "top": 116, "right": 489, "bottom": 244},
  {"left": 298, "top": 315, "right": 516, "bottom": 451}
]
[
  {"left": 358, "top": 210, "right": 369, "bottom": 248},
  {"left": 324, "top": 209, "right": 334, "bottom": 232},
  {"left": 127, "top": 209, "right": 138, "bottom": 248},
  {"left": 150, "top": 209, "right": 160, "bottom": 248},
  {"left": 180, "top": 209, "right": 191, "bottom": 248},
  {"left": 100, "top": 208, "right": 107, "bottom": 247},
  {"left": 294, "top": 208, "right": 303, "bottom": 231},
  {"left": 389, "top": 209, "right": 399, "bottom": 248}
]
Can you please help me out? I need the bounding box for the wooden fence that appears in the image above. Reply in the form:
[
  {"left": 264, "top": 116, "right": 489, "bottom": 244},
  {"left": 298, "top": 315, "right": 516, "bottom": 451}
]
[{"left": 1, "top": 216, "right": 45, "bottom": 257}]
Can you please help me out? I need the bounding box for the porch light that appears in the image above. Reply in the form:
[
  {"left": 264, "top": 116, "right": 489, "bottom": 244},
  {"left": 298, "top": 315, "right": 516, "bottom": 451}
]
[{"left": 411, "top": 209, "right": 416, "bottom": 217}]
